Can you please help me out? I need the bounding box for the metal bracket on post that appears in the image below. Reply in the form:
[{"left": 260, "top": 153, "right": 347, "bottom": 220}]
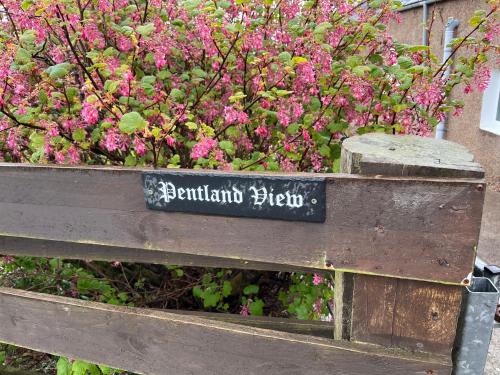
[
  {"left": 474, "top": 258, "right": 500, "bottom": 329},
  {"left": 453, "top": 277, "right": 499, "bottom": 374}
]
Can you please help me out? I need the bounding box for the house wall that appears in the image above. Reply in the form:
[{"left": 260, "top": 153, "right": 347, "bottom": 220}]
[{"left": 387, "top": 0, "right": 499, "bottom": 184}]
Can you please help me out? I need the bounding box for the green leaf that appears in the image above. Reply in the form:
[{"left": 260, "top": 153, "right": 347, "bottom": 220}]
[
  {"left": 98, "top": 365, "right": 112, "bottom": 375},
  {"left": 193, "top": 286, "right": 203, "bottom": 298},
  {"left": 72, "top": 128, "right": 86, "bottom": 142},
  {"left": 175, "top": 268, "right": 184, "bottom": 277},
  {"left": 182, "top": 0, "right": 202, "bottom": 10},
  {"left": 124, "top": 154, "right": 137, "bottom": 166},
  {"left": 15, "top": 48, "right": 31, "bottom": 64},
  {"left": 243, "top": 284, "right": 259, "bottom": 295},
  {"left": 185, "top": 121, "right": 198, "bottom": 130},
  {"left": 219, "top": 140, "right": 234, "bottom": 155},
  {"left": 313, "top": 22, "right": 332, "bottom": 42},
  {"left": 203, "top": 292, "right": 221, "bottom": 308},
  {"left": 20, "top": 29, "right": 36, "bottom": 45},
  {"left": 319, "top": 144, "right": 331, "bottom": 157},
  {"left": 119, "top": 112, "right": 148, "bottom": 134},
  {"left": 287, "top": 123, "right": 300, "bottom": 135},
  {"left": 71, "top": 360, "right": 100, "bottom": 375},
  {"left": 229, "top": 92, "right": 247, "bottom": 103},
  {"left": 104, "top": 80, "right": 120, "bottom": 94},
  {"left": 275, "top": 90, "right": 294, "bottom": 97},
  {"left": 369, "top": 0, "right": 384, "bottom": 8},
  {"left": 0, "top": 351, "right": 5, "bottom": 365},
  {"left": 346, "top": 55, "right": 363, "bottom": 68},
  {"left": 46, "top": 63, "right": 73, "bottom": 79},
  {"left": 278, "top": 52, "right": 292, "bottom": 64},
  {"left": 392, "top": 104, "right": 409, "bottom": 113},
  {"left": 352, "top": 65, "right": 371, "bottom": 77},
  {"left": 20, "top": 0, "right": 34, "bottom": 11},
  {"left": 469, "top": 15, "right": 483, "bottom": 28},
  {"left": 222, "top": 280, "right": 232, "bottom": 297},
  {"left": 407, "top": 45, "right": 430, "bottom": 53},
  {"left": 327, "top": 122, "right": 347, "bottom": 133},
  {"left": 397, "top": 56, "right": 414, "bottom": 69},
  {"left": 192, "top": 68, "right": 207, "bottom": 78},
  {"left": 292, "top": 56, "right": 308, "bottom": 65},
  {"left": 56, "top": 357, "right": 71, "bottom": 375},
  {"left": 249, "top": 299, "right": 264, "bottom": 316},
  {"left": 170, "top": 88, "right": 185, "bottom": 103},
  {"left": 137, "top": 23, "right": 155, "bottom": 37}
]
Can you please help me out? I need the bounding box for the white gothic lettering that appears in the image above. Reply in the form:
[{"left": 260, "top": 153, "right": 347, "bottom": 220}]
[{"left": 157, "top": 181, "right": 304, "bottom": 209}]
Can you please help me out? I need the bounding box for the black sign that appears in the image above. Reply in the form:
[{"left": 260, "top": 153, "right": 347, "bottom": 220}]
[{"left": 142, "top": 171, "right": 326, "bottom": 222}]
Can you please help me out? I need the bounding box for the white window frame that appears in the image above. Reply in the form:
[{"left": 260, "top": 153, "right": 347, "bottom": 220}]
[{"left": 479, "top": 69, "right": 500, "bottom": 136}]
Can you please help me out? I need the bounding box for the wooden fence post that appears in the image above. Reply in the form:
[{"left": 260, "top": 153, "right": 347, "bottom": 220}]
[{"left": 336, "top": 133, "right": 485, "bottom": 356}]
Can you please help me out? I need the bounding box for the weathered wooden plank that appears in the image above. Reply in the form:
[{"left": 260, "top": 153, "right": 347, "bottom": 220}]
[
  {"left": 0, "top": 163, "right": 484, "bottom": 284},
  {"left": 340, "top": 134, "right": 474, "bottom": 356},
  {"left": 0, "top": 366, "right": 42, "bottom": 375},
  {"left": 0, "top": 288, "right": 453, "bottom": 375},
  {"left": 334, "top": 271, "right": 354, "bottom": 340},
  {"left": 341, "top": 133, "right": 485, "bottom": 178},
  {"left": 350, "top": 275, "right": 397, "bottom": 347},
  {"left": 351, "top": 276, "right": 463, "bottom": 356},
  {"left": 163, "top": 310, "right": 334, "bottom": 339}
]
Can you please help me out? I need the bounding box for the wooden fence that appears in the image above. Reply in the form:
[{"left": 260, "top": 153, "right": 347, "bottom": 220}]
[{"left": 0, "top": 133, "right": 486, "bottom": 374}]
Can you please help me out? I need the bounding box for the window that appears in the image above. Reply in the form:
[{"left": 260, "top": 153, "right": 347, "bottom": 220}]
[{"left": 480, "top": 69, "right": 500, "bottom": 136}]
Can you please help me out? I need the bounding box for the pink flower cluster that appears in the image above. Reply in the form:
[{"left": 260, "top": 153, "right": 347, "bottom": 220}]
[{"left": 191, "top": 137, "right": 218, "bottom": 160}]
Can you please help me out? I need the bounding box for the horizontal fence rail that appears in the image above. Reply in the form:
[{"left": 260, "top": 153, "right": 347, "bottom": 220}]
[
  {"left": 0, "top": 288, "right": 453, "bottom": 375},
  {"left": 0, "top": 163, "right": 485, "bottom": 284}
]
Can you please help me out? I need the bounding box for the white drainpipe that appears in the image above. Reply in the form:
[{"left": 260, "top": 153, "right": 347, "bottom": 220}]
[{"left": 435, "top": 18, "right": 460, "bottom": 139}]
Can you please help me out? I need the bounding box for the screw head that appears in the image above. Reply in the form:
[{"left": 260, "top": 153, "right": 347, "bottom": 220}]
[{"left": 311, "top": 198, "right": 317, "bottom": 204}]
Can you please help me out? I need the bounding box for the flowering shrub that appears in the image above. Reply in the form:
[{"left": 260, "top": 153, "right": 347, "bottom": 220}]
[{"left": 0, "top": 0, "right": 497, "bottom": 171}]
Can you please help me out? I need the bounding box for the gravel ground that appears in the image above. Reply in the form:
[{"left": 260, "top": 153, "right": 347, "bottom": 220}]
[{"left": 477, "top": 189, "right": 500, "bottom": 375}]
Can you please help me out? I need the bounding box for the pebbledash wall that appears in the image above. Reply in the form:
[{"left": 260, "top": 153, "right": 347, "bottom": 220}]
[{"left": 388, "top": 0, "right": 500, "bottom": 184}]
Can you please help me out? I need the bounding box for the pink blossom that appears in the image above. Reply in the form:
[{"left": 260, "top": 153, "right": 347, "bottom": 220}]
[
  {"left": 277, "top": 108, "right": 291, "bottom": 127},
  {"left": 82, "top": 23, "right": 105, "bottom": 49},
  {"left": 224, "top": 106, "right": 249, "bottom": 125},
  {"left": 311, "top": 153, "right": 323, "bottom": 172},
  {"left": 313, "top": 298, "right": 323, "bottom": 314},
  {"left": 312, "top": 273, "right": 323, "bottom": 286},
  {"left": 103, "top": 129, "right": 119, "bottom": 152},
  {"left": 97, "top": 0, "right": 111, "bottom": 12},
  {"left": 255, "top": 125, "right": 268, "bottom": 138},
  {"left": 54, "top": 151, "right": 65, "bottom": 164},
  {"left": 296, "top": 62, "right": 316, "bottom": 86},
  {"left": 474, "top": 65, "right": 491, "bottom": 92},
  {"left": 117, "top": 36, "right": 133, "bottom": 52},
  {"left": 67, "top": 147, "right": 80, "bottom": 164},
  {"left": 240, "top": 305, "right": 249, "bottom": 317},
  {"left": 134, "top": 138, "right": 147, "bottom": 156},
  {"left": 191, "top": 137, "right": 217, "bottom": 160},
  {"left": 166, "top": 136, "right": 176, "bottom": 147},
  {"left": 81, "top": 102, "right": 99, "bottom": 125},
  {"left": 6, "top": 131, "right": 17, "bottom": 150},
  {"left": 302, "top": 129, "right": 311, "bottom": 142},
  {"left": 1, "top": 256, "right": 14, "bottom": 264}
]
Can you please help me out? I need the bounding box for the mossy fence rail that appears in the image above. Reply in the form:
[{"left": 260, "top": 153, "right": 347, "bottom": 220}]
[{"left": 0, "top": 134, "right": 486, "bottom": 375}]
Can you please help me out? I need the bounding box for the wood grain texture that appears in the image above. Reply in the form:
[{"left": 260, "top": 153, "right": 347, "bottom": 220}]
[
  {"left": 341, "top": 133, "right": 485, "bottom": 178},
  {"left": 351, "top": 276, "right": 463, "bottom": 356},
  {"left": 163, "top": 310, "right": 334, "bottom": 339},
  {"left": 0, "top": 288, "right": 453, "bottom": 375},
  {"left": 340, "top": 134, "right": 472, "bottom": 356},
  {"left": 334, "top": 271, "right": 354, "bottom": 340},
  {"left": 0, "top": 163, "right": 484, "bottom": 284},
  {"left": 0, "top": 366, "right": 42, "bottom": 375}
]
